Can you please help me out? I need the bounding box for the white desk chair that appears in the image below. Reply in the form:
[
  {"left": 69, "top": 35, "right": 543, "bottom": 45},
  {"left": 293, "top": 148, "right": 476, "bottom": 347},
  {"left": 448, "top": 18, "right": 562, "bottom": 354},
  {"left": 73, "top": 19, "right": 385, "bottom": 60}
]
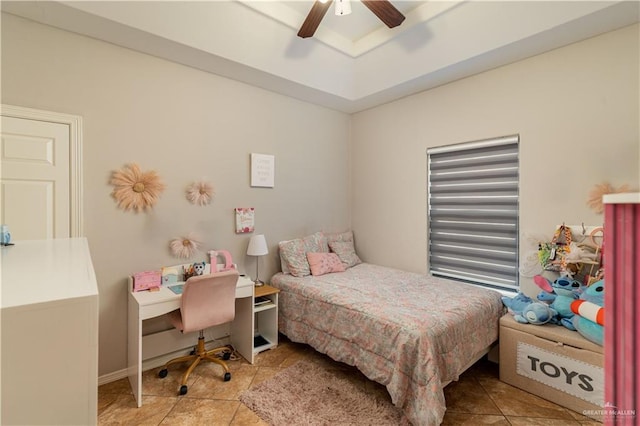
[{"left": 158, "top": 270, "right": 239, "bottom": 395}]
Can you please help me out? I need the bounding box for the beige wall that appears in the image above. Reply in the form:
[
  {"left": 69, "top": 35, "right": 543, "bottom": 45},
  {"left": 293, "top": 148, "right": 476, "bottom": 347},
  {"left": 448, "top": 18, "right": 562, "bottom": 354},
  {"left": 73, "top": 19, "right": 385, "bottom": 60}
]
[
  {"left": 1, "top": 13, "right": 351, "bottom": 376},
  {"left": 3, "top": 11, "right": 639, "bottom": 379},
  {"left": 351, "top": 24, "right": 639, "bottom": 297}
]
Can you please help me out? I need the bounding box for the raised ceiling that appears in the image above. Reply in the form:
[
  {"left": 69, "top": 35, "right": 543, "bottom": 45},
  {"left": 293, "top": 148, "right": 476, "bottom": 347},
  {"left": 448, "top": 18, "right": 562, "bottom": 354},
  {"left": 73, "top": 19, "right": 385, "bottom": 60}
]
[{"left": 2, "top": 1, "right": 639, "bottom": 113}]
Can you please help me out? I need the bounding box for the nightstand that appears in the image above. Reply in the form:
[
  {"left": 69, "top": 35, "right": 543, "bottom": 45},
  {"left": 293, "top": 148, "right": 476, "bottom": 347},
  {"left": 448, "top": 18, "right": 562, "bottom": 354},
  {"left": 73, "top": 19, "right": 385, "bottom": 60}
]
[{"left": 253, "top": 284, "right": 279, "bottom": 354}]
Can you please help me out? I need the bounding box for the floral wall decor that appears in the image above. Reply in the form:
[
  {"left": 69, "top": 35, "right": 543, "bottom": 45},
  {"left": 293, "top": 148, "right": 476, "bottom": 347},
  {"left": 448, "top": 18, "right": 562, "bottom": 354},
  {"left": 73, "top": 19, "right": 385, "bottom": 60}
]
[
  {"left": 110, "top": 163, "right": 166, "bottom": 213},
  {"left": 169, "top": 233, "right": 202, "bottom": 259},
  {"left": 587, "top": 182, "right": 631, "bottom": 214},
  {"left": 186, "top": 180, "right": 215, "bottom": 206}
]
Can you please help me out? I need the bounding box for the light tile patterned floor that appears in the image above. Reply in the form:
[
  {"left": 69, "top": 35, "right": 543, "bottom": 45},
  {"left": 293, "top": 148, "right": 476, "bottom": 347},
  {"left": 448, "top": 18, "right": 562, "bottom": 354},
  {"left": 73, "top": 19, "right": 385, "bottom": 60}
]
[{"left": 98, "top": 335, "right": 602, "bottom": 425}]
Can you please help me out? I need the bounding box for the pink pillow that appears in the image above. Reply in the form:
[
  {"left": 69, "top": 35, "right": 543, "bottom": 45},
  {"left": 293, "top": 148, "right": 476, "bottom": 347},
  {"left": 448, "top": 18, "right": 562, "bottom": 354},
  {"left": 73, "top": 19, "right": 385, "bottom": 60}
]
[{"left": 306, "top": 252, "right": 346, "bottom": 276}]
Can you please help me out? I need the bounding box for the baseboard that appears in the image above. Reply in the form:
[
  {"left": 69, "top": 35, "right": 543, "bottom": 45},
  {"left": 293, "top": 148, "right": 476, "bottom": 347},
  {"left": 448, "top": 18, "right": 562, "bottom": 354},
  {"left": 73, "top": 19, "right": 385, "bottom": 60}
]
[
  {"left": 99, "top": 368, "right": 128, "bottom": 386},
  {"left": 98, "top": 336, "right": 232, "bottom": 386}
]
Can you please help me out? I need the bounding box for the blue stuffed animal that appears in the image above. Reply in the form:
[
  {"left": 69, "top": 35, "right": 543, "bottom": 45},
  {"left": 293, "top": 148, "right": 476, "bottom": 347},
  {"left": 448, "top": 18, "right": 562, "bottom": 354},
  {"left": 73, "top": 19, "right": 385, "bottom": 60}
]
[
  {"left": 514, "top": 302, "right": 557, "bottom": 325},
  {"left": 502, "top": 293, "right": 556, "bottom": 325},
  {"left": 534, "top": 275, "right": 585, "bottom": 329},
  {"left": 568, "top": 280, "right": 604, "bottom": 345},
  {"left": 502, "top": 292, "right": 533, "bottom": 315}
]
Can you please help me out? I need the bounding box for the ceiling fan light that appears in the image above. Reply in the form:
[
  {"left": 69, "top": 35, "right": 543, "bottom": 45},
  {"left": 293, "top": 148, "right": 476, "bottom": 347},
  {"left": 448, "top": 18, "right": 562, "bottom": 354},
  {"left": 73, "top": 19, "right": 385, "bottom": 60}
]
[{"left": 335, "top": 0, "right": 352, "bottom": 16}]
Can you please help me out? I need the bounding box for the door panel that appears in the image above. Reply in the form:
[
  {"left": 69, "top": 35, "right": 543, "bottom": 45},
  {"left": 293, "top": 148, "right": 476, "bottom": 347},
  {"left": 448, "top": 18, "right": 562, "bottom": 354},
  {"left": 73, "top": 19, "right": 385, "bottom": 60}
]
[{"left": 1, "top": 116, "right": 70, "bottom": 240}]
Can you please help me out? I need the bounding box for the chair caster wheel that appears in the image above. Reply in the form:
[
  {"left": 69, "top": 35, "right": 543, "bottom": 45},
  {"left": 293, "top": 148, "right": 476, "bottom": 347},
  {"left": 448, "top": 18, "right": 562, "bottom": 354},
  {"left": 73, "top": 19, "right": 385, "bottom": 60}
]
[
  {"left": 179, "top": 385, "right": 188, "bottom": 395},
  {"left": 224, "top": 372, "right": 231, "bottom": 382},
  {"left": 158, "top": 369, "right": 168, "bottom": 378},
  {"left": 222, "top": 352, "right": 231, "bottom": 361}
]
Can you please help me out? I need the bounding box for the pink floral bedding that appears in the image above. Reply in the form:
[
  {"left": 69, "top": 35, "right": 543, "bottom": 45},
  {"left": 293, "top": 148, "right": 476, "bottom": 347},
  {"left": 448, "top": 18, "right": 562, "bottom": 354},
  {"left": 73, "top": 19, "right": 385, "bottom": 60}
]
[{"left": 271, "top": 263, "right": 504, "bottom": 426}]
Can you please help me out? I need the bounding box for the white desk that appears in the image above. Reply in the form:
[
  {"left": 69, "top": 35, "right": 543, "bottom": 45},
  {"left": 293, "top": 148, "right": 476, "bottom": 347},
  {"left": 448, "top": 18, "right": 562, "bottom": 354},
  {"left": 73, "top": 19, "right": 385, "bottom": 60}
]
[{"left": 127, "top": 275, "right": 254, "bottom": 407}]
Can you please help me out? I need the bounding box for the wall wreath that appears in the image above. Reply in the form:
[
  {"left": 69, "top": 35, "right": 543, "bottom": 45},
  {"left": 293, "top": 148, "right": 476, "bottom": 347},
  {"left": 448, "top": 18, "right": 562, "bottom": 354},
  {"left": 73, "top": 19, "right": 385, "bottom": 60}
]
[
  {"left": 186, "top": 180, "right": 215, "bottom": 206},
  {"left": 110, "top": 163, "right": 165, "bottom": 213},
  {"left": 169, "top": 234, "right": 202, "bottom": 259}
]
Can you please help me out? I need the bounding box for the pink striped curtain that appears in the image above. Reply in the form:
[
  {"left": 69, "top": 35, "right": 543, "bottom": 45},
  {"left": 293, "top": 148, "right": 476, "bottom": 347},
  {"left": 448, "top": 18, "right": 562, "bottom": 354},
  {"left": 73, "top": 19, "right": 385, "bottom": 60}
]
[{"left": 604, "top": 200, "right": 639, "bottom": 425}]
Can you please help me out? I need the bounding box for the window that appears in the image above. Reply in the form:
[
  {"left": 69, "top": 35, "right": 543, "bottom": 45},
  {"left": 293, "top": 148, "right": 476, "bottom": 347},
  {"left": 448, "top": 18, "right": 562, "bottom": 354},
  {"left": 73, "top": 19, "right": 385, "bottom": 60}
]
[{"left": 427, "top": 135, "right": 519, "bottom": 292}]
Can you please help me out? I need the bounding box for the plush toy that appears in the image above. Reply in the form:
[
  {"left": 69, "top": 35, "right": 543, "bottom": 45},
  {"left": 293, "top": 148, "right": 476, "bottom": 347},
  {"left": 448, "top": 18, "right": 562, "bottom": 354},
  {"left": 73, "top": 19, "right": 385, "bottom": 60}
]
[
  {"left": 192, "top": 261, "right": 206, "bottom": 276},
  {"left": 514, "top": 302, "right": 557, "bottom": 325},
  {"left": 502, "top": 293, "right": 556, "bottom": 325},
  {"left": 184, "top": 261, "right": 206, "bottom": 280},
  {"left": 568, "top": 279, "right": 604, "bottom": 345},
  {"left": 502, "top": 292, "right": 534, "bottom": 315},
  {"left": 534, "top": 275, "right": 585, "bottom": 328},
  {"left": 536, "top": 290, "right": 556, "bottom": 305}
]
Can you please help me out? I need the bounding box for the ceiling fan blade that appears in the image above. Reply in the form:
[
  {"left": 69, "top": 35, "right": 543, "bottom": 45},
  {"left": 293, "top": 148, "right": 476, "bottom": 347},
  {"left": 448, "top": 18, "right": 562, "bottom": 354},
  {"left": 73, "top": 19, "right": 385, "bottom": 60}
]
[
  {"left": 298, "top": 0, "right": 334, "bottom": 38},
  {"left": 361, "top": 0, "right": 406, "bottom": 28}
]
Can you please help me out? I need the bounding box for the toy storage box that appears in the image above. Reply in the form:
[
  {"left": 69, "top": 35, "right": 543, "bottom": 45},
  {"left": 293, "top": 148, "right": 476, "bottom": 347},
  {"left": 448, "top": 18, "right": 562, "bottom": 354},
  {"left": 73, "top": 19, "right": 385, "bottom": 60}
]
[{"left": 499, "top": 314, "right": 604, "bottom": 421}]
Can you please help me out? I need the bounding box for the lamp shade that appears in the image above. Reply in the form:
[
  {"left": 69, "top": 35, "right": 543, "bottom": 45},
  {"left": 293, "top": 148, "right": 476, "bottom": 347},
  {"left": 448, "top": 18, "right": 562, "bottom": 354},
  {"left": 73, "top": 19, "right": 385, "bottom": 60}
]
[{"left": 247, "top": 234, "right": 268, "bottom": 256}]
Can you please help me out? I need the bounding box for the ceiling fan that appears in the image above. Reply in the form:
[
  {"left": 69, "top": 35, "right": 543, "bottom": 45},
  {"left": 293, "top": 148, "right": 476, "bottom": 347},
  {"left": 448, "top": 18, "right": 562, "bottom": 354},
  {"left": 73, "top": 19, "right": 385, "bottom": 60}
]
[{"left": 297, "top": 0, "right": 406, "bottom": 39}]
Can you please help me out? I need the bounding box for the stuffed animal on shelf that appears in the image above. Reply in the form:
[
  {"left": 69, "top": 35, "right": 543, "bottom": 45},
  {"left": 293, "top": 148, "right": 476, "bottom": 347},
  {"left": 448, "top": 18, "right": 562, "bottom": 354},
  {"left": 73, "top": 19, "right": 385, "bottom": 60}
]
[
  {"left": 569, "top": 279, "right": 604, "bottom": 346},
  {"left": 534, "top": 275, "right": 585, "bottom": 328},
  {"left": 514, "top": 302, "right": 557, "bottom": 325}
]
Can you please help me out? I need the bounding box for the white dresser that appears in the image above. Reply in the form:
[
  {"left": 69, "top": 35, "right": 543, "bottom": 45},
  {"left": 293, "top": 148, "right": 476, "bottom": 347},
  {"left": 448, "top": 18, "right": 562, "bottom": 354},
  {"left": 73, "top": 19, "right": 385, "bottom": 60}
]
[{"left": 1, "top": 238, "right": 99, "bottom": 425}]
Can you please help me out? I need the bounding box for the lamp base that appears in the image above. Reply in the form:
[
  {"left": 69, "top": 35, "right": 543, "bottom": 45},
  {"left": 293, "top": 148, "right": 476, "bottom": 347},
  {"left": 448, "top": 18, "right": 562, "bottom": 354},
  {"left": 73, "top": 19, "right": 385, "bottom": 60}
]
[{"left": 254, "top": 279, "right": 265, "bottom": 287}]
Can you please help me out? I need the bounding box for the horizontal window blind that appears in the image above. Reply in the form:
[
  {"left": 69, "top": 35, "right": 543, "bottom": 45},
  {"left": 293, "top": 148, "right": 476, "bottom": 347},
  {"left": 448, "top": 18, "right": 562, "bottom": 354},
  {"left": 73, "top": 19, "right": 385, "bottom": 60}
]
[{"left": 427, "top": 135, "right": 519, "bottom": 291}]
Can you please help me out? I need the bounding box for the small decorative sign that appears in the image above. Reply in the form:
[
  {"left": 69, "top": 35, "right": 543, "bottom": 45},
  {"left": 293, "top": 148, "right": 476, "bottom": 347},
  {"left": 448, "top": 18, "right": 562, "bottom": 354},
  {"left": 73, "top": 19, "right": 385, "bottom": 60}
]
[
  {"left": 251, "top": 153, "right": 275, "bottom": 188},
  {"left": 235, "top": 207, "right": 255, "bottom": 234}
]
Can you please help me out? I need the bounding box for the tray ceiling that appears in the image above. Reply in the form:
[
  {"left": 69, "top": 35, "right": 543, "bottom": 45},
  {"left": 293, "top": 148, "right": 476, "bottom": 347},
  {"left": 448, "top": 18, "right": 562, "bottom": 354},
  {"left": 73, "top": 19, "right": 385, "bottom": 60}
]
[{"left": 2, "top": 1, "right": 638, "bottom": 113}]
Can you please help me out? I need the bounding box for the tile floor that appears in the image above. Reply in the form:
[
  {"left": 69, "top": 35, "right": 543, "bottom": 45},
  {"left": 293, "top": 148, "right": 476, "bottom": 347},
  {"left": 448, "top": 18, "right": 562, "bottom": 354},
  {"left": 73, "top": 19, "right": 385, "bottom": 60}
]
[{"left": 98, "top": 335, "right": 602, "bottom": 425}]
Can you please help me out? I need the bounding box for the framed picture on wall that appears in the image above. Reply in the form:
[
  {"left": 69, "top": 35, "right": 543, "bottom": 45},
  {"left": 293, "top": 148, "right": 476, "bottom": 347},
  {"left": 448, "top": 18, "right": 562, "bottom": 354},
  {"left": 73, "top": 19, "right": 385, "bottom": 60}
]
[
  {"left": 235, "top": 207, "right": 255, "bottom": 233},
  {"left": 250, "top": 153, "right": 275, "bottom": 188}
]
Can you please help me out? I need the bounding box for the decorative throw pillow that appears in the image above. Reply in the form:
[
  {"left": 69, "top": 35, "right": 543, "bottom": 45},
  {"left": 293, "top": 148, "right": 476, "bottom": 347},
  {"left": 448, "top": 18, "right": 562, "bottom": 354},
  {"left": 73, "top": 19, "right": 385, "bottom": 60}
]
[
  {"left": 279, "top": 254, "right": 291, "bottom": 275},
  {"left": 279, "top": 238, "right": 309, "bottom": 277},
  {"left": 306, "top": 232, "right": 328, "bottom": 253},
  {"left": 279, "top": 232, "right": 328, "bottom": 277},
  {"left": 325, "top": 230, "right": 354, "bottom": 244},
  {"left": 329, "top": 240, "right": 362, "bottom": 268},
  {"left": 306, "top": 252, "right": 345, "bottom": 276}
]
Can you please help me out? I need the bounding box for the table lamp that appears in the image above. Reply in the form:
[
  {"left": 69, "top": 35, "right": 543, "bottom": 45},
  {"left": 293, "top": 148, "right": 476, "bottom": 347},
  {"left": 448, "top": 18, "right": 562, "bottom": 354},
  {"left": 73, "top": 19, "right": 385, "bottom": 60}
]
[{"left": 247, "top": 234, "right": 268, "bottom": 286}]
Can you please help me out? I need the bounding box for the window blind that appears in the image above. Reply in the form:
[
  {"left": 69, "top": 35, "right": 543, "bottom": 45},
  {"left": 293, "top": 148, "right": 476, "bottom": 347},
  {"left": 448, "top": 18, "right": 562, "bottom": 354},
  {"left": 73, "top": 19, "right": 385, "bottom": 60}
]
[{"left": 427, "top": 135, "right": 519, "bottom": 291}]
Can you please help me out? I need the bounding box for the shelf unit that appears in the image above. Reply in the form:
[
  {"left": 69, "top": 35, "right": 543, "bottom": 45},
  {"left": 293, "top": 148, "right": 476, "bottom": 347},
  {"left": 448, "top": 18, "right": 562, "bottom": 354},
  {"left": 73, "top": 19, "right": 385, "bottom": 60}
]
[
  {"left": 253, "top": 285, "right": 279, "bottom": 354},
  {"left": 231, "top": 283, "right": 280, "bottom": 363}
]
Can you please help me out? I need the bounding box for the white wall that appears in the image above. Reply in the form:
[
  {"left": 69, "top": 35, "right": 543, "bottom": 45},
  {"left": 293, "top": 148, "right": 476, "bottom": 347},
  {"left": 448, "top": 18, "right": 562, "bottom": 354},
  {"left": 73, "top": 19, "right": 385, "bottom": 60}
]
[
  {"left": 351, "top": 24, "right": 639, "bottom": 297},
  {"left": 1, "top": 13, "right": 351, "bottom": 376}
]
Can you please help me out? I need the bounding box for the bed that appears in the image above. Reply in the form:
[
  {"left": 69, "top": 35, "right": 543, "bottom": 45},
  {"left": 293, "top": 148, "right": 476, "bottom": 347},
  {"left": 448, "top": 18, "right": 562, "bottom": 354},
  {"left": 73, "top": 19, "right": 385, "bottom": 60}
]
[{"left": 271, "top": 249, "right": 504, "bottom": 425}]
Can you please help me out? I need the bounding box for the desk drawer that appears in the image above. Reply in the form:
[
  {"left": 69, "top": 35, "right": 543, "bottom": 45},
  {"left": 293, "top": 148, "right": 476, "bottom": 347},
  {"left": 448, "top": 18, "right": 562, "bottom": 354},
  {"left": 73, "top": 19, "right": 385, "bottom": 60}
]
[{"left": 141, "top": 299, "right": 180, "bottom": 320}]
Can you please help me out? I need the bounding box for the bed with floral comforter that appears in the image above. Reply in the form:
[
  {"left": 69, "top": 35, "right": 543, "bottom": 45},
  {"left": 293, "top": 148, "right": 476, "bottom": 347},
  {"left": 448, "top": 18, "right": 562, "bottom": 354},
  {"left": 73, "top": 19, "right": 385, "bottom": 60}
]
[{"left": 271, "top": 263, "right": 504, "bottom": 426}]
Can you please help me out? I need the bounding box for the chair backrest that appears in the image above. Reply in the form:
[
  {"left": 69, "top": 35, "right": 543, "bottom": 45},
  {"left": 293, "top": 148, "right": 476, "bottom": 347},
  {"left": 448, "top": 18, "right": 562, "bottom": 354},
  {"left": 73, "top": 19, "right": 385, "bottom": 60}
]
[{"left": 179, "top": 269, "right": 239, "bottom": 333}]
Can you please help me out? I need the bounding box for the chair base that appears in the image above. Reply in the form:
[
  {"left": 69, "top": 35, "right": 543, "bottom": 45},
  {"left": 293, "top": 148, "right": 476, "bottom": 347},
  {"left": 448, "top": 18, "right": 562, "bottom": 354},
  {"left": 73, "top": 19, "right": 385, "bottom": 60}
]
[{"left": 158, "top": 331, "right": 232, "bottom": 395}]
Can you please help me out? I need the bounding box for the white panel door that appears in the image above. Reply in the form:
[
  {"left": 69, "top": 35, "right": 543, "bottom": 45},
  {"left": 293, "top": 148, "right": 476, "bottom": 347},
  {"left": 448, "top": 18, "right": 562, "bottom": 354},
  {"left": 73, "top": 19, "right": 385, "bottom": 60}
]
[{"left": 1, "top": 116, "right": 70, "bottom": 240}]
